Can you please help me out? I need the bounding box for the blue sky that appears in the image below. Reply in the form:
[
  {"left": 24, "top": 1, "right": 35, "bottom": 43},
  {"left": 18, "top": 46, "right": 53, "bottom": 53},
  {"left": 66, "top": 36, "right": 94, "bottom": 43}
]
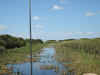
[{"left": 0, "top": 0, "right": 100, "bottom": 40}]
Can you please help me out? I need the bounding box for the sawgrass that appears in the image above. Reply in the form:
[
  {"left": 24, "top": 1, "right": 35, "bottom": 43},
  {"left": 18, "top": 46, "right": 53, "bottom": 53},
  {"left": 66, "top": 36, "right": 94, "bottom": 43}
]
[
  {"left": 55, "top": 39, "right": 100, "bottom": 75},
  {"left": 0, "top": 43, "right": 44, "bottom": 65}
]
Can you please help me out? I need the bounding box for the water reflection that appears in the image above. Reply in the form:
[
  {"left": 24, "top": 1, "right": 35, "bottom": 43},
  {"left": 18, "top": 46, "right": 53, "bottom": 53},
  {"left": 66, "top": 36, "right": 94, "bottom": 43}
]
[{"left": 7, "top": 47, "right": 72, "bottom": 75}]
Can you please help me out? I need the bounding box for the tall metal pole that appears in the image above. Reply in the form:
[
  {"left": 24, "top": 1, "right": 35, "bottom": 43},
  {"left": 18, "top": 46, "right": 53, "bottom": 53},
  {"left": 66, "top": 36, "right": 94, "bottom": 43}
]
[{"left": 29, "top": 0, "right": 33, "bottom": 75}]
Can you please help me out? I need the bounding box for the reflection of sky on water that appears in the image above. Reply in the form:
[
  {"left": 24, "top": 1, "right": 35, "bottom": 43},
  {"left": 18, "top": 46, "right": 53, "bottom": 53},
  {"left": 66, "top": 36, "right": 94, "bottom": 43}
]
[{"left": 7, "top": 47, "right": 69, "bottom": 75}]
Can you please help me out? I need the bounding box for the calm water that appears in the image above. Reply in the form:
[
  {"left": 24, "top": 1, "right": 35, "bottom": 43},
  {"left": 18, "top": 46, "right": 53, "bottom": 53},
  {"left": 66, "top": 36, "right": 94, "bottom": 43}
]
[{"left": 7, "top": 47, "right": 71, "bottom": 75}]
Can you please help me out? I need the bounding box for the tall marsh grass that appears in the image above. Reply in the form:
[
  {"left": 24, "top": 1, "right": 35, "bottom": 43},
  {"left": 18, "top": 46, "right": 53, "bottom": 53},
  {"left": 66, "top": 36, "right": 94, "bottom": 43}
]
[{"left": 55, "top": 38, "right": 100, "bottom": 75}]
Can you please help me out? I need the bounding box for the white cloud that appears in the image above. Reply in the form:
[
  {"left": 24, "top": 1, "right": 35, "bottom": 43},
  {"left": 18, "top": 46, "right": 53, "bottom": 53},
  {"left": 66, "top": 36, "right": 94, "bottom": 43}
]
[
  {"left": 51, "top": 5, "right": 64, "bottom": 10},
  {"left": 64, "top": 32, "right": 75, "bottom": 37},
  {"left": 32, "top": 32, "right": 100, "bottom": 40},
  {"left": 10, "top": 32, "right": 27, "bottom": 38},
  {"left": 78, "top": 32, "right": 94, "bottom": 36},
  {"left": 76, "top": 32, "right": 100, "bottom": 36},
  {"left": 0, "top": 25, "right": 7, "bottom": 31},
  {"left": 85, "top": 12, "right": 96, "bottom": 16},
  {"left": 32, "top": 16, "right": 40, "bottom": 20},
  {"left": 32, "top": 31, "right": 47, "bottom": 40},
  {"left": 64, "top": 32, "right": 100, "bottom": 36}
]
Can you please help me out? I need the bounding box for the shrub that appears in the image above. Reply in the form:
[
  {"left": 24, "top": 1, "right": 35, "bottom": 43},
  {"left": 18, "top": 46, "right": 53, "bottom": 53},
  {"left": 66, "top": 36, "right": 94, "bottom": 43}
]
[
  {"left": 0, "top": 46, "right": 5, "bottom": 53},
  {"left": 0, "top": 34, "right": 26, "bottom": 49}
]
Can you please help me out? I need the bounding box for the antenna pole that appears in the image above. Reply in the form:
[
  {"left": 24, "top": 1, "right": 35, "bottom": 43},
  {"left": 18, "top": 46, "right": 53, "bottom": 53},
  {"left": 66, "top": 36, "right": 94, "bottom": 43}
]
[{"left": 29, "top": 0, "right": 33, "bottom": 75}]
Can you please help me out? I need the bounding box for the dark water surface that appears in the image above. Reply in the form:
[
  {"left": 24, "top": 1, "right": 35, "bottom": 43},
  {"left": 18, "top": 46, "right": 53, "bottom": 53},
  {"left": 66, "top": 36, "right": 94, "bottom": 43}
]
[{"left": 7, "top": 47, "right": 70, "bottom": 75}]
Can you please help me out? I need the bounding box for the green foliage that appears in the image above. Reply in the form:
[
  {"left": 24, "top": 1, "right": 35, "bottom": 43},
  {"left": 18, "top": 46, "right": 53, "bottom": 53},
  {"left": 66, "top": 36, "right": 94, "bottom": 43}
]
[
  {"left": 0, "top": 40, "right": 6, "bottom": 46},
  {"left": 0, "top": 34, "right": 43, "bottom": 54},
  {"left": 64, "top": 39, "right": 76, "bottom": 41},
  {"left": 32, "top": 39, "right": 43, "bottom": 44},
  {"left": 58, "top": 38, "right": 100, "bottom": 56},
  {"left": 55, "top": 38, "right": 100, "bottom": 74},
  {"left": 15, "top": 37, "right": 26, "bottom": 48},
  {"left": 26, "top": 39, "right": 43, "bottom": 44},
  {"left": 0, "top": 34, "right": 26, "bottom": 49},
  {"left": 0, "top": 43, "right": 44, "bottom": 65},
  {"left": 0, "top": 46, "right": 5, "bottom": 53},
  {"left": 46, "top": 40, "right": 57, "bottom": 43}
]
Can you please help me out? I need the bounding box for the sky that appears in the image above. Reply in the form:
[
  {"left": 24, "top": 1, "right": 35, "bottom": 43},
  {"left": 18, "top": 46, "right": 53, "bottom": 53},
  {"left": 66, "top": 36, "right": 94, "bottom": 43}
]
[{"left": 0, "top": 0, "right": 100, "bottom": 40}]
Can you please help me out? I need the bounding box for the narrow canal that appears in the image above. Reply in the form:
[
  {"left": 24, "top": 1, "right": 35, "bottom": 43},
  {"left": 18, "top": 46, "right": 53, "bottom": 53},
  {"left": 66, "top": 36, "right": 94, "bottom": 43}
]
[{"left": 7, "top": 47, "right": 72, "bottom": 75}]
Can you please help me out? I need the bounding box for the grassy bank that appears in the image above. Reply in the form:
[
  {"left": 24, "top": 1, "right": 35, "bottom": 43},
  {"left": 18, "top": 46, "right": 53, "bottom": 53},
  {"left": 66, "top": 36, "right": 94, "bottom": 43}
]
[
  {"left": 0, "top": 43, "right": 44, "bottom": 65},
  {"left": 55, "top": 38, "right": 100, "bottom": 75}
]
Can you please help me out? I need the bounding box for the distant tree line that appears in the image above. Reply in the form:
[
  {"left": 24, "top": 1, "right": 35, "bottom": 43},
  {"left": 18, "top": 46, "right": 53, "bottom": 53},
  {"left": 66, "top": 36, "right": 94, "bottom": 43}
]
[
  {"left": 45, "top": 40, "right": 57, "bottom": 43},
  {"left": 0, "top": 34, "right": 43, "bottom": 53},
  {"left": 25, "top": 39, "right": 43, "bottom": 44}
]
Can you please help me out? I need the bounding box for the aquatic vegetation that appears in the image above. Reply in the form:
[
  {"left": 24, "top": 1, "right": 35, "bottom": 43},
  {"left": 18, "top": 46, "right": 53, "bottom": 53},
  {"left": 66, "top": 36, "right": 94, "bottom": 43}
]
[
  {"left": 24, "top": 58, "right": 38, "bottom": 62},
  {"left": 55, "top": 38, "right": 100, "bottom": 75},
  {"left": 40, "top": 65, "right": 57, "bottom": 70},
  {"left": 0, "top": 65, "right": 12, "bottom": 75},
  {"left": 54, "top": 65, "right": 59, "bottom": 72},
  {"left": 63, "top": 63, "right": 73, "bottom": 67},
  {"left": 61, "top": 70, "right": 67, "bottom": 75},
  {"left": 0, "top": 43, "right": 44, "bottom": 65},
  {"left": 83, "top": 73, "right": 97, "bottom": 75}
]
